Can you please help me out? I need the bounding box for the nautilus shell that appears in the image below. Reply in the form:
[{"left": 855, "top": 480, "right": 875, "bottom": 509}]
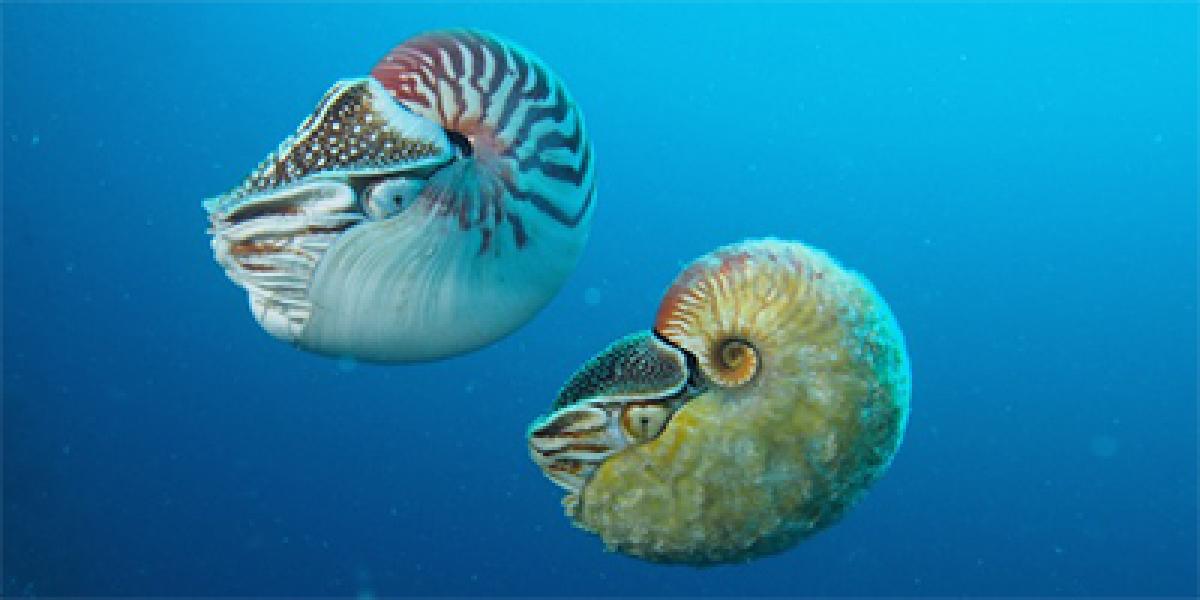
[
  {"left": 204, "top": 30, "right": 594, "bottom": 362},
  {"left": 527, "top": 239, "right": 911, "bottom": 565}
]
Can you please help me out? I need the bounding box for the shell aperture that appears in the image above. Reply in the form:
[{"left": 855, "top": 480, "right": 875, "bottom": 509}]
[
  {"left": 205, "top": 30, "right": 595, "bottom": 363},
  {"left": 527, "top": 331, "right": 692, "bottom": 495},
  {"left": 526, "top": 239, "right": 911, "bottom": 565}
]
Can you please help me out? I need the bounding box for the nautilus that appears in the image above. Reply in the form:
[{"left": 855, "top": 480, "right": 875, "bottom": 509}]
[
  {"left": 528, "top": 239, "right": 911, "bottom": 565},
  {"left": 204, "top": 30, "right": 594, "bottom": 362}
]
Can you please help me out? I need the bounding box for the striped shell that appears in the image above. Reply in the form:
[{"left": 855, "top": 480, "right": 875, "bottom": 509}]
[
  {"left": 371, "top": 30, "right": 594, "bottom": 241},
  {"left": 529, "top": 239, "right": 912, "bottom": 565},
  {"left": 204, "top": 30, "right": 594, "bottom": 363}
]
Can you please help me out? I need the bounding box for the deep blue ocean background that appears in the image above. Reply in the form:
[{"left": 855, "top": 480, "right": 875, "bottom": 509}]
[{"left": 3, "top": 3, "right": 1197, "bottom": 597}]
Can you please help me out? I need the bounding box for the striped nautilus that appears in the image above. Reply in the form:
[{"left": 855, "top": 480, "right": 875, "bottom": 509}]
[
  {"left": 204, "top": 30, "right": 594, "bottom": 362},
  {"left": 527, "top": 239, "right": 911, "bottom": 565}
]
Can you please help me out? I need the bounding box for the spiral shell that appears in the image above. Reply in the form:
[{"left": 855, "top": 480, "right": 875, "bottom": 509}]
[
  {"left": 204, "top": 30, "right": 594, "bottom": 362},
  {"left": 528, "top": 239, "right": 911, "bottom": 565}
]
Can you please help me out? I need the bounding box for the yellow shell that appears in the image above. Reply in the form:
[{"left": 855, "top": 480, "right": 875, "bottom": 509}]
[{"left": 568, "top": 239, "right": 911, "bottom": 564}]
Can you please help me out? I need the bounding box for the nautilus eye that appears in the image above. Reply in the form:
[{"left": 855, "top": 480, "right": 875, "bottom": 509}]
[
  {"left": 527, "top": 332, "right": 688, "bottom": 495},
  {"left": 619, "top": 404, "right": 671, "bottom": 442},
  {"left": 362, "top": 178, "right": 425, "bottom": 220},
  {"left": 204, "top": 29, "right": 595, "bottom": 363},
  {"left": 527, "top": 239, "right": 912, "bottom": 565}
]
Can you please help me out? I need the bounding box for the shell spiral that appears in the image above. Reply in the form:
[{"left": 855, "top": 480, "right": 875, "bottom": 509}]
[
  {"left": 370, "top": 29, "right": 595, "bottom": 250},
  {"left": 205, "top": 29, "right": 594, "bottom": 362},
  {"left": 556, "top": 239, "right": 911, "bottom": 564}
]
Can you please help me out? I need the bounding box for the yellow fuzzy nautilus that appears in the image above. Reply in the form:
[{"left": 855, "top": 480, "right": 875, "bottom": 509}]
[{"left": 527, "top": 239, "right": 911, "bottom": 565}]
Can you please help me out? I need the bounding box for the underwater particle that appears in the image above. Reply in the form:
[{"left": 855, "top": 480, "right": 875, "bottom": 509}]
[
  {"left": 30, "top": 134, "right": 40, "bottom": 146},
  {"left": 527, "top": 238, "right": 911, "bottom": 565},
  {"left": 1089, "top": 434, "right": 1119, "bottom": 458},
  {"left": 584, "top": 286, "right": 602, "bottom": 306},
  {"left": 203, "top": 29, "right": 595, "bottom": 363}
]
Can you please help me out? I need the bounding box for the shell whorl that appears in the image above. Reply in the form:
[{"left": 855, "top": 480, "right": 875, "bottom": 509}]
[
  {"left": 654, "top": 239, "right": 843, "bottom": 391},
  {"left": 562, "top": 239, "right": 911, "bottom": 564},
  {"left": 371, "top": 29, "right": 595, "bottom": 253}
]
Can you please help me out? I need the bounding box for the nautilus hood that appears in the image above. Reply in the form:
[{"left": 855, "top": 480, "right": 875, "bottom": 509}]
[
  {"left": 205, "top": 29, "right": 595, "bottom": 363},
  {"left": 528, "top": 239, "right": 911, "bottom": 565}
]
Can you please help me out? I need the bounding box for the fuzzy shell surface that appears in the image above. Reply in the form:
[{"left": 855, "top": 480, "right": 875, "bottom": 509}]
[{"left": 573, "top": 239, "right": 911, "bottom": 564}]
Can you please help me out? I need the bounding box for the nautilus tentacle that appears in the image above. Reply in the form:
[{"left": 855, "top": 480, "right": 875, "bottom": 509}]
[
  {"left": 527, "top": 239, "right": 911, "bottom": 565},
  {"left": 527, "top": 331, "right": 692, "bottom": 495},
  {"left": 205, "top": 30, "right": 595, "bottom": 362}
]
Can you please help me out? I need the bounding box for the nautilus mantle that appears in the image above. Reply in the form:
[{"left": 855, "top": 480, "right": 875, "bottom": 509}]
[
  {"left": 527, "top": 239, "right": 911, "bottom": 565},
  {"left": 204, "top": 30, "right": 595, "bottom": 362}
]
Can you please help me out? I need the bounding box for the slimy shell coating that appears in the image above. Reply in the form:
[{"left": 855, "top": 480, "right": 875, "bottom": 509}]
[{"left": 528, "top": 239, "right": 911, "bottom": 565}]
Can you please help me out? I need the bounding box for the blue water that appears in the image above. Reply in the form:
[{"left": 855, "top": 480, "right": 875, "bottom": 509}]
[{"left": 3, "top": 3, "right": 1196, "bottom": 597}]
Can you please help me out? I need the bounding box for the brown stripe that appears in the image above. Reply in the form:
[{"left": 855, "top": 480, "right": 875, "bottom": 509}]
[
  {"left": 223, "top": 202, "right": 303, "bottom": 224},
  {"left": 429, "top": 36, "right": 469, "bottom": 125},
  {"left": 514, "top": 97, "right": 567, "bottom": 153},
  {"left": 479, "top": 34, "right": 509, "bottom": 108},
  {"left": 464, "top": 32, "right": 492, "bottom": 123},
  {"left": 507, "top": 212, "right": 528, "bottom": 248},
  {"left": 509, "top": 116, "right": 583, "bottom": 159},
  {"left": 503, "top": 177, "right": 594, "bottom": 228},
  {"left": 493, "top": 47, "right": 530, "bottom": 138},
  {"left": 532, "top": 426, "right": 605, "bottom": 440},
  {"left": 514, "top": 138, "right": 590, "bottom": 187},
  {"left": 539, "top": 443, "right": 612, "bottom": 457}
]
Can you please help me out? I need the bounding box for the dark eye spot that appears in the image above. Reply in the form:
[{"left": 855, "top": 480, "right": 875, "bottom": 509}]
[{"left": 446, "top": 130, "right": 473, "bottom": 158}]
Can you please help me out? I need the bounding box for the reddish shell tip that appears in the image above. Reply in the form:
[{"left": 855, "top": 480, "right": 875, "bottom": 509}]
[{"left": 654, "top": 242, "right": 759, "bottom": 334}]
